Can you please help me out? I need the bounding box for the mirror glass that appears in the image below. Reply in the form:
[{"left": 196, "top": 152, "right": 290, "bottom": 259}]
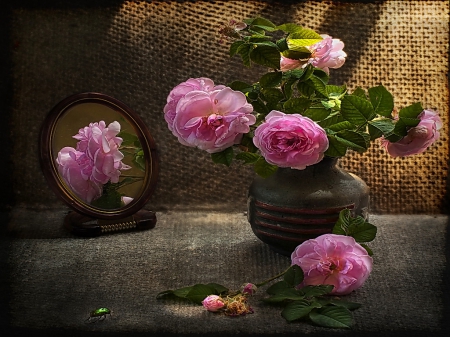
[{"left": 40, "top": 93, "right": 158, "bottom": 220}]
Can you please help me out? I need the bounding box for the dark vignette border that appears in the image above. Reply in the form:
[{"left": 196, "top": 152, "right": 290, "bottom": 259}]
[{"left": 0, "top": 1, "right": 447, "bottom": 337}]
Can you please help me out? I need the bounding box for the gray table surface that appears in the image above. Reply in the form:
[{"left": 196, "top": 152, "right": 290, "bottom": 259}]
[{"left": 1, "top": 207, "right": 449, "bottom": 336}]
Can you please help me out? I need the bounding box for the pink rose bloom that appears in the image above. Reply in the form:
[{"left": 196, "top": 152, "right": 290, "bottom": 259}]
[
  {"left": 281, "top": 34, "right": 346, "bottom": 74},
  {"left": 253, "top": 110, "right": 329, "bottom": 169},
  {"left": 381, "top": 109, "right": 442, "bottom": 157},
  {"left": 201, "top": 295, "right": 225, "bottom": 312},
  {"left": 73, "top": 121, "right": 131, "bottom": 184},
  {"left": 56, "top": 147, "right": 103, "bottom": 203},
  {"left": 171, "top": 86, "right": 255, "bottom": 153},
  {"left": 164, "top": 78, "right": 225, "bottom": 131},
  {"left": 241, "top": 283, "right": 257, "bottom": 295},
  {"left": 291, "top": 234, "right": 373, "bottom": 295},
  {"left": 280, "top": 55, "right": 307, "bottom": 72}
]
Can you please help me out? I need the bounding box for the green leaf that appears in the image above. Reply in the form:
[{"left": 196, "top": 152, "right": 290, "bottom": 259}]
[
  {"left": 368, "top": 118, "right": 396, "bottom": 140},
  {"left": 250, "top": 45, "right": 281, "bottom": 69},
  {"left": 261, "top": 87, "right": 285, "bottom": 105},
  {"left": 329, "top": 298, "right": 362, "bottom": 311},
  {"left": 282, "top": 77, "right": 297, "bottom": 100},
  {"left": 308, "top": 75, "right": 328, "bottom": 97},
  {"left": 399, "top": 102, "right": 423, "bottom": 119},
  {"left": 298, "top": 64, "right": 315, "bottom": 81},
  {"left": 281, "top": 49, "right": 311, "bottom": 60},
  {"left": 352, "top": 87, "right": 367, "bottom": 99},
  {"left": 90, "top": 183, "right": 123, "bottom": 209},
  {"left": 349, "top": 221, "right": 377, "bottom": 243},
  {"left": 360, "top": 243, "right": 374, "bottom": 256},
  {"left": 277, "top": 23, "right": 304, "bottom": 34},
  {"left": 283, "top": 97, "right": 311, "bottom": 114},
  {"left": 248, "top": 36, "right": 274, "bottom": 44},
  {"left": 236, "top": 43, "right": 253, "bottom": 67},
  {"left": 133, "top": 150, "right": 146, "bottom": 171},
  {"left": 368, "top": 85, "right": 394, "bottom": 117},
  {"left": 236, "top": 152, "right": 260, "bottom": 164},
  {"left": 332, "top": 209, "right": 377, "bottom": 243},
  {"left": 327, "top": 85, "right": 347, "bottom": 98},
  {"left": 211, "top": 147, "right": 234, "bottom": 166},
  {"left": 332, "top": 208, "right": 352, "bottom": 235},
  {"left": 239, "top": 132, "right": 259, "bottom": 152},
  {"left": 287, "top": 28, "right": 322, "bottom": 51},
  {"left": 260, "top": 71, "right": 283, "bottom": 88},
  {"left": 284, "top": 265, "right": 304, "bottom": 287},
  {"left": 157, "top": 283, "right": 228, "bottom": 303},
  {"left": 254, "top": 157, "right": 278, "bottom": 178},
  {"left": 309, "top": 306, "right": 353, "bottom": 328},
  {"left": 326, "top": 121, "right": 354, "bottom": 132},
  {"left": 313, "top": 68, "right": 329, "bottom": 83},
  {"left": 156, "top": 286, "right": 192, "bottom": 300},
  {"left": 335, "top": 130, "right": 369, "bottom": 152},
  {"left": 297, "top": 81, "right": 315, "bottom": 97},
  {"left": 118, "top": 131, "right": 139, "bottom": 147},
  {"left": 324, "top": 135, "right": 348, "bottom": 157},
  {"left": 205, "top": 283, "right": 229, "bottom": 294},
  {"left": 186, "top": 284, "right": 217, "bottom": 305},
  {"left": 172, "top": 286, "right": 194, "bottom": 298},
  {"left": 302, "top": 104, "right": 331, "bottom": 122},
  {"left": 341, "top": 95, "right": 376, "bottom": 126},
  {"left": 229, "top": 40, "right": 245, "bottom": 57},
  {"left": 276, "top": 38, "right": 289, "bottom": 52},
  {"left": 263, "top": 288, "right": 304, "bottom": 303},
  {"left": 299, "top": 285, "right": 334, "bottom": 297},
  {"left": 228, "top": 80, "right": 253, "bottom": 93},
  {"left": 282, "top": 300, "right": 316, "bottom": 322},
  {"left": 251, "top": 99, "right": 270, "bottom": 115},
  {"left": 318, "top": 113, "right": 344, "bottom": 128},
  {"left": 389, "top": 115, "right": 420, "bottom": 139},
  {"left": 250, "top": 17, "right": 277, "bottom": 30},
  {"left": 266, "top": 280, "right": 290, "bottom": 295}
]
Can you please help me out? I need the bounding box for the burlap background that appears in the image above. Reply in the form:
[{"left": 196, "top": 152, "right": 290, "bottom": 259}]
[{"left": 4, "top": 0, "right": 449, "bottom": 213}]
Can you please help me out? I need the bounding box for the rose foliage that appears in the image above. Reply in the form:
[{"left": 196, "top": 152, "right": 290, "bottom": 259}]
[
  {"left": 164, "top": 17, "right": 441, "bottom": 178},
  {"left": 158, "top": 209, "right": 377, "bottom": 328}
]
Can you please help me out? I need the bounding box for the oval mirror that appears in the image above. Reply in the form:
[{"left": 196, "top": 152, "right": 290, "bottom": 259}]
[{"left": 40, "top": 92, "right": 158, "bottom": 235}]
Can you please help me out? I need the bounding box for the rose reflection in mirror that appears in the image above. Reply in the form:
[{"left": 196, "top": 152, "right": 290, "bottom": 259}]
[
  {"left": 40, "top": 93, "right": 158, "bottom": 236},
  {"left": 55, "top": 119, "right": 145, "bottom": 209}
]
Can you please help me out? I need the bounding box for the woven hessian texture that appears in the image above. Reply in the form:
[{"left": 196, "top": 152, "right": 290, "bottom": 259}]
[{"left": 9, "top": 0, "right": 449, "bottom": 213}]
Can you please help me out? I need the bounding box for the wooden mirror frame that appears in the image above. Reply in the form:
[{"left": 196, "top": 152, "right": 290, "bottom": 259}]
[{"left": 39, "top": 92, "right": 158, "bottom": 234}]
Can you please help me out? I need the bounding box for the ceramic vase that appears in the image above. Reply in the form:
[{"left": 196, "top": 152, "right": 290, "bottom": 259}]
[{"left": 247, "top": 157, "right": 369, "bottom": 256}]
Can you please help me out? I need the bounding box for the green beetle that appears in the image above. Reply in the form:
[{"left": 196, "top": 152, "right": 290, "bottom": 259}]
[{"left": 85, "top": 307, "right": 112, "bottom": 322}]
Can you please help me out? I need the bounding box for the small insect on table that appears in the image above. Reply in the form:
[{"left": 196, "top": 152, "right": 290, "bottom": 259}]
[{"left": 86, "top": 307, "right": 112, "bottom": 323}]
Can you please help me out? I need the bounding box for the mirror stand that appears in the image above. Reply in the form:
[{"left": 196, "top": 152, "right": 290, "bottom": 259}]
[{"left": 64, "top": 209, "right": 157, "bottom": 237}]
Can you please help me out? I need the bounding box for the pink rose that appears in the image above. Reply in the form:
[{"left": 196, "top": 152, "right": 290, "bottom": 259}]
[
  {"left": 201, "top": 295, "right": 225, "bottom": 312},
  {"left": 381, "top": 109, "right": 442, "bottom": 157},
  {"left": 291, "top": 234, "right": 373, "bottom": 295},
  {"left": 56, "top": 147, "right": 103, "bottom": 203},
  {"left": 241, "top": 283, "right": 257, "bottom": 295},
  {"left": 164, "top": 78, "right": 224, "bottom": 131},
  {"left": 171, "top": 86, "right": 255, "bottom": 153},
  {"left": 73, "top": 121, "right": 131, "bottom": 184},
  {"left": 253, "top": 110, "right": 329, "bottom": 169},
  {"left": 281, "top": 34, "right": 346, "bottom": 74},
  {"left": 308, "top": 35, "right": 346, "bottom": 74},
  {"left": 280, "top": 55, "right": 306, "bottom": 72}
]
